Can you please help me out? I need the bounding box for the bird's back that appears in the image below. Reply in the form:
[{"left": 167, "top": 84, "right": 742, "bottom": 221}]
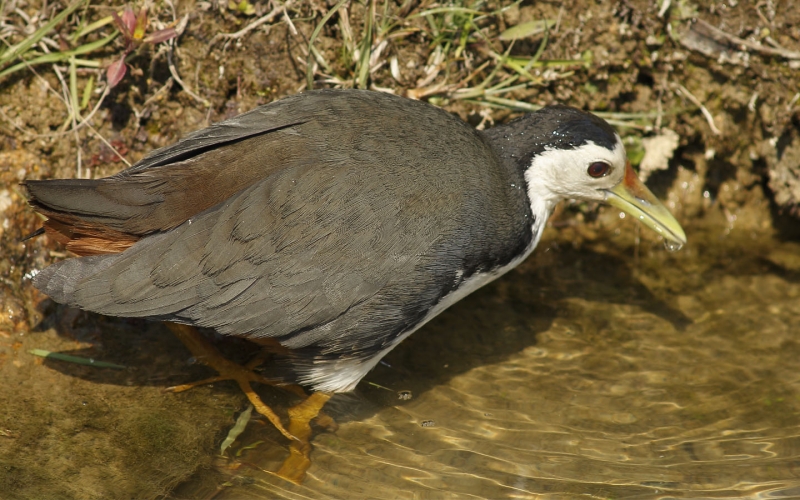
[{"left": 29, "top": 90, "right": 533, "bottom": 390}]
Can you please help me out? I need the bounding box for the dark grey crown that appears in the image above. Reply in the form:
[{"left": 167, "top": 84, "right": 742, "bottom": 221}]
[{"left": 481, "top": 105, "right": 619, "bottom": 171}]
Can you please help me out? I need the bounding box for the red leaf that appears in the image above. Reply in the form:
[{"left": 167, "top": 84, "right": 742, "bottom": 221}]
[
  {"left": 111, "top": 8, "right": 135, "bottom": 40},
  {"left": 111, "top": 11, "right": 127, "bottom": 38},
  {"left": 142, "top": 28, "right": 177, "bottom": 44},
  {"left": 106, "top": 57, "right": 128, "bottom": 88},
  {"left": 121, "top": 7, "right": 136, "bottom": 35}
]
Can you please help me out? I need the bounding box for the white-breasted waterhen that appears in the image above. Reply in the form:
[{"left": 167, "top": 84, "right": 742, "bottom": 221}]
[{"left": 24, "top": 89, "right": 685, "bottom": 479}]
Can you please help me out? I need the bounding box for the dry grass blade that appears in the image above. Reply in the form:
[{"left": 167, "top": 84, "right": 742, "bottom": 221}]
[
  {"left": 690, "top": 18, "right": 800, "bottom": 60},
  {"left": 0, "top": 0, "right": 87, "bottom": 68},
  {"left": 207, "top": 0, "right": 296, "bottom": 52},
  {"left": 307, "top": 0, "right": 349, "bottom": 89},
  {"left": 674, "top": 82, "right": 721, "bottom": 135}
]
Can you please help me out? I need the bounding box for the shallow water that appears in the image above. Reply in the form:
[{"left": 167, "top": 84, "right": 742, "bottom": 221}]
[{"left": 166, "top": 220, "right": 800, "bottom": 499}]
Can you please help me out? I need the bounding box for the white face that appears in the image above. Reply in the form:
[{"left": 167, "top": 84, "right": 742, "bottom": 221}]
[{"left": 523, "top": 135, "right": 628, "bottom": 209}]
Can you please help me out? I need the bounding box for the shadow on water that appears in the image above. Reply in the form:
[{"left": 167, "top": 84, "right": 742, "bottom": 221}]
[
  {"left": 29, "top": 307, "right": 212, "bottom": 389},
  {"left": 363, "top": 245, "right": 693, "bottom": 401}
]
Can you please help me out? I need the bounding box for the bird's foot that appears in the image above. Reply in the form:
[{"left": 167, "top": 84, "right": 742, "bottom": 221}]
[
  {"left": 165, "top": 322, "right": 303, "bottom": 441},
  {"left": 165, "top": 323, "right": 335, "bottom": 483}
]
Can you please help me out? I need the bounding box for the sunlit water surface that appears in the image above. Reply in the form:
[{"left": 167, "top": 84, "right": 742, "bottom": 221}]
[{"left": 171, "top": 224, "right": 800, "bottom": 499}]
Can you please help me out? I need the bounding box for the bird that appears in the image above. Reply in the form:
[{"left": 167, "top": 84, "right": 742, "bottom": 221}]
[{"left": 24, "top": 89, "right": 685, "bottom": 465}]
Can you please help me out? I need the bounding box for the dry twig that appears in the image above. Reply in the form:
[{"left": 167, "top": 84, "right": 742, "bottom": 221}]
[
  {"left": 687, "top": 19, "right": 800, "bottom": 60},
  {"left": 208, "top": 0, "right": 296, "bottom": 52},
  {"left": 674, "top": 83, "right": 722, "bottom": 136}
]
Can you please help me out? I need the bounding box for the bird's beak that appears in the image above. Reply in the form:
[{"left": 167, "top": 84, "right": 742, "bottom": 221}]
[{"left": 604, "top": 161, "right": 687, "bottom": 247}]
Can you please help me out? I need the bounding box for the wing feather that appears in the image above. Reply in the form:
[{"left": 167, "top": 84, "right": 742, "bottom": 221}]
[{"left": 33, "top": 90, "right": 525, "bottom": 361}]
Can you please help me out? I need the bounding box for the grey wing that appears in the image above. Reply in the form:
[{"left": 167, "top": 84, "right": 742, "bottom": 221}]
[
  {"left": 33, "top": 160, "right": 448, "bottom": 350},
  {"left": 24, "top": 91, "right": 358, "bottom": 238},
  {"left": 122, "top": 92, "right": 330, "bottom": 173},
  {"left": 32, "top": 89, "right": 516, "bottom": 361}
]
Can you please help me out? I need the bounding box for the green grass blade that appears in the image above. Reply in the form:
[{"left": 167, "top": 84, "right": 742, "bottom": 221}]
[
  {"left": 220, "top": 405, "right": 253, "bottom": 454},
  {"left": 411, "top": 7, "right": 484, "bottom": 18},
  {"left": 80, "top": 74, "right": 95, "bottom": 110},
  {"left": 0, "top": 31, "right": 115, "bottom": 80},
  {"left": 70, "top": 14, "right": 114, "bottom": 42},
  {"left": 498, "top": 19, "right": 555, "bottom": 41},
  {"left": 356, "top": 0, "right": 374, "bottom": 89},
  {"left": 29, "top": 349, "right": 127, "bottom": 369},
  {"left": 69, "top": 56, "right": 80, "bottom": 120}
]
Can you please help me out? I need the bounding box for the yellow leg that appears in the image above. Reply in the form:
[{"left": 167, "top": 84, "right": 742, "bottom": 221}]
[
  {"left": 165, "top": 323, "right": 335, "bottom": 482},
  {"left": 165, "top": 322, "right": 299, "bottom": 441},
  {"left": 276, "top": 392, "right": 332, "bottom": 484}
]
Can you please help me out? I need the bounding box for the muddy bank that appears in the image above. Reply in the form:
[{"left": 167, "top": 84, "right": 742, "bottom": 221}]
[{"left": 1, "top": 0, "right": 799, "bottom": 498}]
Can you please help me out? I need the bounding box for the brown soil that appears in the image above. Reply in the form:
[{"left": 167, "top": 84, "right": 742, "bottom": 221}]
[{"left": 0, "top": 0, "right": 799, "bottom": 498}]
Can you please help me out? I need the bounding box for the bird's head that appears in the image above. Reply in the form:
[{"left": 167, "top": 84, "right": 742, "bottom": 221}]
[{"left": 493, "top": 105, "right": 687, "bottom": 248}]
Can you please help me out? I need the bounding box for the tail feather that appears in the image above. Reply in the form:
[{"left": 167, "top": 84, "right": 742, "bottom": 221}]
[
  {"left": 32, "top": 254, "right": 116, "bottom": 307},
  {"left": 24, "top": 181, "right": 139, "bottom": 256},
  {"left": 23, "top": 177, "right": 164, "bottom": 256},
  {"left": 23, "top": 178, "right": 162, "bottom": 229}
]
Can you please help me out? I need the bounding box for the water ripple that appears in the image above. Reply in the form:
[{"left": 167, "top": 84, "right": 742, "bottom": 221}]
[{"left": 203, "top": 232, "right": 800, "bottom": 499}]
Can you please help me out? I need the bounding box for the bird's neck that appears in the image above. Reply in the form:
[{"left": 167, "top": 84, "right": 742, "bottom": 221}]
[
  {"left": 523, "top": 168, "right": 561, "bottom": 222},
  {"left": 481, "top": 124, "right": 558, "bottom": 247},
  {"left": 524, "top": 170, "right": 559, "bottom": 251}
]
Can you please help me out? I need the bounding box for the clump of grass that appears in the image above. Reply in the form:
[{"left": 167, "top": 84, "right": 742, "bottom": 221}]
[
  {"left": 0, "top": 0, "right": 124, "bottom": 177},
  {"left": 300, "top": 0, "right": 675, "bottom": 131},
  {"left": 0, "top": 1, "right": 189, "bottom": 177},
  {"left": 0, "top": 0, "right": 115, "bottom": 81},
  {"left": 304, "top": 1, "right": 577, "bottom": 101}
]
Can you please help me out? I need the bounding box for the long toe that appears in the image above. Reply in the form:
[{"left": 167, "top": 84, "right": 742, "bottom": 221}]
[{"left": 166, "top": 323, "right": 298, "bottom": 441}]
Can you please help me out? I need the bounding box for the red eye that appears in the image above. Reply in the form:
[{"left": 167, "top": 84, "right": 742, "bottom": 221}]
[{"left": 588, "top": 162, "right": 610, "bottom": 178}]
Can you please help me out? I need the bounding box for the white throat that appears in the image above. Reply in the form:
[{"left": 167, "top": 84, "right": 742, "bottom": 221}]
[{"left": 523, "top": 137, "right": 626, "bottom": 223}]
